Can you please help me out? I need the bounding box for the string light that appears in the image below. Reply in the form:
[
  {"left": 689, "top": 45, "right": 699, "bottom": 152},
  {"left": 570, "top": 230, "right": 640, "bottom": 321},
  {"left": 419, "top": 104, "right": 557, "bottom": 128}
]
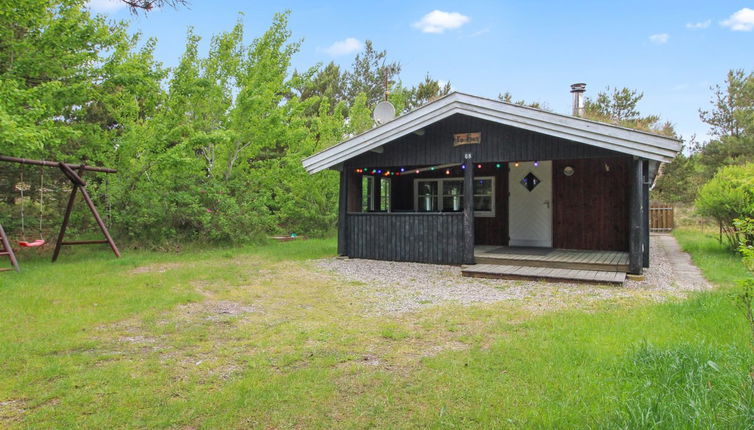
[
  {"left": 445, "top": 169, "right": 451, "bottom": 175},
  {"left": 477, "top": 164, "right": 482, "bottom": 169},
  {"left": 495, "top": 163, "right": 501, "bottom": 168},
  {"left": 534, "top": 161, "right": 539, "bottom": 167},
  {"left": 514, "top": 162, "right": 519, "bottom": 167},
  {"left": 400, "top": 168, "right": 405, "bottom": 172},
  {"left": 461, "top": 164, "right": 466, "bottom": 169},
  {"left": 415, "top": 170, "right": 420, "bottom": 174}
]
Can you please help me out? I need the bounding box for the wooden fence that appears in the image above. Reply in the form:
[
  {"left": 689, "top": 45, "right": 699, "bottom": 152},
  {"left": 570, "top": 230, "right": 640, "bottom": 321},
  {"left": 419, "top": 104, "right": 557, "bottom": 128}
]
[{"left": 650, "top": 204, "right": 674, "bottom": 232}]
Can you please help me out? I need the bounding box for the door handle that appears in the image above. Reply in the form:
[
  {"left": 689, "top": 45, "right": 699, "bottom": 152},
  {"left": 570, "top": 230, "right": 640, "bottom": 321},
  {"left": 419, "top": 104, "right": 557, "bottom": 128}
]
[{"left": 543, "top": 200, "right": 550, "bottom": 208}]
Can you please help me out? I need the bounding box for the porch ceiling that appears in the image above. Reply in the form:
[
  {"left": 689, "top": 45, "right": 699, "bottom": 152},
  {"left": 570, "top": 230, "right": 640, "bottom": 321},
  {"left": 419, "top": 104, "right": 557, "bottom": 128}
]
[{"left": 302, "top": 92, "right": 682, "bottom": 174}]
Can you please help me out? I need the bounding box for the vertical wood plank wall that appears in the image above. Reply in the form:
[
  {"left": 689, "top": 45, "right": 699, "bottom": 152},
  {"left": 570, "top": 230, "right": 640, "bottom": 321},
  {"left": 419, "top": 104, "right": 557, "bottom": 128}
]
[
  {"left": 346, "top": 213, "right": 464, "bottom": 264},
  {"left": 346, "top": 114, "right": 620, "bottom": 169},
  {"left": 552, "top": 157, "right": 631, "bottom": 251}
]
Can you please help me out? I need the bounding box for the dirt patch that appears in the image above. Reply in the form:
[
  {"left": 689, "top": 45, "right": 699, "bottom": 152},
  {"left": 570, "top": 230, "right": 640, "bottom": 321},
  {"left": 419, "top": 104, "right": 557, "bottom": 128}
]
[
  {"left": 0, "top": 399, "right": 27, "bottom": 424},
  {"left": 420, "top": 340, "right": 469, "bottom": 358},
  {"left": 130, "top": 262, "right": 186, "bottom": 274},
  {"left": 176, "top": 300, "right": 262, "bottom": 322}
]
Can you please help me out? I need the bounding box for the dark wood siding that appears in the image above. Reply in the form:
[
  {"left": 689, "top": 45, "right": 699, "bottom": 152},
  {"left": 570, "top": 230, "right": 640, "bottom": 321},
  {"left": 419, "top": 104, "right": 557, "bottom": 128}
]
[
  {"left": 345, "top": 114, "right": 620, "bottom": 169},
  {"left": 553, "top": 157, "right": 630, "bottom": 251},
  {"left": 346, "top": 213, "right": 464, "bottom": 264}
]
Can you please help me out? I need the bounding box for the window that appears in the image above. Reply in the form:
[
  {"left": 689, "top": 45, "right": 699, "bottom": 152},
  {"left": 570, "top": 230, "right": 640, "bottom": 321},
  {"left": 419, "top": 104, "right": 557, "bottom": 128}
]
[
  {"left": 417, "top": 181, "right": 438, "bottom": 212},
  {"left": 379, "top": 178, "right": 391, "bottom": 212},
  {"left": 362, "top": 176, "right": 391, "bottom": 212},
  {"left": 414, "top": 177, "right": 495, "bottom": 217},
  {"left": 362, "top": 176, "right": 374, "bottom": 211}
]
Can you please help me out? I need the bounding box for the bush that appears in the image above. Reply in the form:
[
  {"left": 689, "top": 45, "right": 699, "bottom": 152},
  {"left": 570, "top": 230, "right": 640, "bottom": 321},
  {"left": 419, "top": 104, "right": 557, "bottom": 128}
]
[
  {"left": 735, "top": 218, "right": 754, "bottom": 271},
  {"left": 696, "top": 163, "right": 754, "bottom": 249}
]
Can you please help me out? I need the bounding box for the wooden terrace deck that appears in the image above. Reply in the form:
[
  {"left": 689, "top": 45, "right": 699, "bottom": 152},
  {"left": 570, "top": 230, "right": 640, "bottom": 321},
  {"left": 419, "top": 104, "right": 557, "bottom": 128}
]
[{"left": 462, "top": 246, "right": 630, "bottom": 284}]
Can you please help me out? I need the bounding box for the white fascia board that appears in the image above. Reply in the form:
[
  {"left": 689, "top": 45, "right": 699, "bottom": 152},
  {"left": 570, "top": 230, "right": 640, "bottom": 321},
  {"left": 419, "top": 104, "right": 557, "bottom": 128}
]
[
  {"left": 303, "top": 96, "right": 460, "bottom": 173},
  {"left": 458, "top": 101, "right": 679, "bottom": 161},
  {"left": 302, "top": 92, "right": 682, "bottom": 174}
]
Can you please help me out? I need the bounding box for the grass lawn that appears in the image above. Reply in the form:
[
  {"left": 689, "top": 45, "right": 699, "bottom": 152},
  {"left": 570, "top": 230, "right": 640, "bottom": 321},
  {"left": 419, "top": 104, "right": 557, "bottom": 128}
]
[{"left": 1, "top": 229, "right": 753, "bottom": 428}]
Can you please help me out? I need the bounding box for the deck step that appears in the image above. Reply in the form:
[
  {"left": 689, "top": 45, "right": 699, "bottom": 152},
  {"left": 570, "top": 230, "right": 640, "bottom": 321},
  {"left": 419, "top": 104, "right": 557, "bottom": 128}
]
[
  {"left": 461, "top": 264, "right": 626, "bottom": 284},
  {"left": 474, "top": 248, "right": 629, "bottom": 272}
]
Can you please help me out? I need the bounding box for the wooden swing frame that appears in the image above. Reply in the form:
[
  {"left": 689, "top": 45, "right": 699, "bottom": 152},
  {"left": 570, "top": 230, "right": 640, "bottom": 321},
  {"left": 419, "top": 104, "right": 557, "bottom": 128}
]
[{"left": 0, "top": 155, "right": 120, "bottom": 269}]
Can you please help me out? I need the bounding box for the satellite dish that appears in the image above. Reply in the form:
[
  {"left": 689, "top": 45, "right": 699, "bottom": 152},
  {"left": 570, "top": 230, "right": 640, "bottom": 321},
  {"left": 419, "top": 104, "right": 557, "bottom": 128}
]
[{"left": 373, "top": 101, "right": 396, "bottom": 125}]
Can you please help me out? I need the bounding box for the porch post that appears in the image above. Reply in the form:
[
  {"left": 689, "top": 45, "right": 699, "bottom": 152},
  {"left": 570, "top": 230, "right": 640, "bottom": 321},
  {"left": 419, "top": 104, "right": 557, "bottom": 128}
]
[
  {"left": 337, "top": 168, "right": 348, "bottom": 256},
  {"left": 463, "top": 152, "right": 475, "bottom": 264},
  {"left": 642, "top": 160, "right": 650, "bottom": 268},
  {"left": 629, "top": 158, "right": 643, "bottom": 275}
]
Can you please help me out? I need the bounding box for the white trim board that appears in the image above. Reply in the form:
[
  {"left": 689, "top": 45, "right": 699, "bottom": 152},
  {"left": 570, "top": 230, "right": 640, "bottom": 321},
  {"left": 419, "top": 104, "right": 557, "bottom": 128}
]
[{"left": 302, "top": 92, "right": 681, "bottom": 174}]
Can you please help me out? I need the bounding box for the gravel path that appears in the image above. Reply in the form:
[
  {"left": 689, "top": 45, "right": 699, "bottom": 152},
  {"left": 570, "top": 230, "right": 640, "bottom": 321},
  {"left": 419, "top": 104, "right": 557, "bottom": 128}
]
[{"left": 314, "top": 236, "right": 711, "bottom": 315}]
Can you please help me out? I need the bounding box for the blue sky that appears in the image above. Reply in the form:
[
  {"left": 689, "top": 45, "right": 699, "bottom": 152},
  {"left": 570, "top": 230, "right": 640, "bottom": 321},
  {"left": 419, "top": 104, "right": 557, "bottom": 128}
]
[{"left": 88, "top": 0, "right": 754, "bottom": 144}]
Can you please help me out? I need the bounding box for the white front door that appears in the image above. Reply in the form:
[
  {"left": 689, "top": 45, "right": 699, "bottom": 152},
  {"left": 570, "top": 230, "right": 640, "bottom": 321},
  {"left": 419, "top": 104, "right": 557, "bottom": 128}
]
[{"left": 508, "top": 161, "right": 553, "bottom": 247}]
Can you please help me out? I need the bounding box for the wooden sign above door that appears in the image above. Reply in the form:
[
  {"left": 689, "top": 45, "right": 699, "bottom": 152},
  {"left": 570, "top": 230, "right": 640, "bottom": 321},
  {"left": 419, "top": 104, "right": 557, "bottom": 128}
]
[{"left": 453, "top": 132, "right": 481, "bottom": 146}]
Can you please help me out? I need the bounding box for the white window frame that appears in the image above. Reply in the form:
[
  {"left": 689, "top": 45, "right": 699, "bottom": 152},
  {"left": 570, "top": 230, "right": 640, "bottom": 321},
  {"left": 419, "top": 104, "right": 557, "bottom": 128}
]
[{"left": 413, "top": 176, "right": 495, "bottom": 217}]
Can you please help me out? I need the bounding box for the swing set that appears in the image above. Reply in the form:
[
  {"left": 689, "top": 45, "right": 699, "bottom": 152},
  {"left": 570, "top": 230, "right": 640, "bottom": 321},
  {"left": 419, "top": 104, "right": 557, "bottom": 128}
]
[{"left": 0, "top": 155, "right": 121, "bottom": 272}]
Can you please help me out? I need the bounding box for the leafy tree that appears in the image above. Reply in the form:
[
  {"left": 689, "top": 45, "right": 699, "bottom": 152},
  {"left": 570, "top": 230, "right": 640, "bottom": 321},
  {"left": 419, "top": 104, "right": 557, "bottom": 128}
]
[
  {"left": 696, "top": 163, "right": 754, "bottom": 249},
  {"left": 0, "top": 0, "right": 130, "bottom": 157},
  {"left": 652, "top": 148, "right": 701, "bottom": 204}
]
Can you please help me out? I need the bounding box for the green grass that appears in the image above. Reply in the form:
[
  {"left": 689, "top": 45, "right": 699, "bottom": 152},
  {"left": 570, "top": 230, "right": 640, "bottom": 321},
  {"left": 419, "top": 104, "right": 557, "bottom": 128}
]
[
  {"left": 674, "top": 228, "right": 753, "bottom": 287},
  {"left": 1, "top": 232, "right": 753, "bottom": 428}
]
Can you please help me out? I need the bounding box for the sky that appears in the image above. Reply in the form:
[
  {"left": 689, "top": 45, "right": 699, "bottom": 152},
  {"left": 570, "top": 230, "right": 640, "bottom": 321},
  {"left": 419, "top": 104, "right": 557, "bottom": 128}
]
[{"left": 87, "top": 0, "right": 754, "bottom": 144}]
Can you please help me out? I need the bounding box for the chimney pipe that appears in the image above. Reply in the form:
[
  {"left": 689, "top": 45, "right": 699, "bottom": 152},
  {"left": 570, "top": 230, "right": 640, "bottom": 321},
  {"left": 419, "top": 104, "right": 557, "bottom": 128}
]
[{"left": 570, "top": 83, "right": 586, "bottom": 117}]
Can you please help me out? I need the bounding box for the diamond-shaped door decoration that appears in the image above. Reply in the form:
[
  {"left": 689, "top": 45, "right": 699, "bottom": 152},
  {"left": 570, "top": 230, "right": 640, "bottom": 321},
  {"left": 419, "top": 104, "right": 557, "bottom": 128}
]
[{"left": 520, "top": 172, "right": 540, "bottom": 192}]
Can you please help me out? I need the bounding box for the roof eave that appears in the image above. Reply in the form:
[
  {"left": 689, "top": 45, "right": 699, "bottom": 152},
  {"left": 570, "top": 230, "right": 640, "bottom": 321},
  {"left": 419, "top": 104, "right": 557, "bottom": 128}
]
[{"left": 302, "top": 92, "right": 681, "bottom": 174}]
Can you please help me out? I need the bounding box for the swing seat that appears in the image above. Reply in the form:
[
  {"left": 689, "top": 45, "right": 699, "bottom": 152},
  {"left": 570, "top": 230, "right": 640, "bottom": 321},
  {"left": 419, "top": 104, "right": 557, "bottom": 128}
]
[{"left": 18, "top": 239, "right": 46, "bottom": 248}]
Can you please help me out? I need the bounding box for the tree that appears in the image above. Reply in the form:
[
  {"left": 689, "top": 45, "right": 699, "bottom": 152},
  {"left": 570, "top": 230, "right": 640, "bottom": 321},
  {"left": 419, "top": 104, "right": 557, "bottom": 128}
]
[
  {"left": 498, "top": 91, "right": 544, "bottom": 109},
  {"left": 344, "top": 40, "right": 401, "bottom": 107},
  {"left": 695, "top": 69, "right": 754, "bottom": 177},
  {"left": 404, "top": 74, "right": 451, "bottom": 111},
  {"left": 696, "top": 163, "right": 754, "bottom": 249},
  {"left": 583, "top": 87, "right": 675, "bottom": 136},
  {"left": 0, "top": 0, "right": 131, "bottom": 157},
  {"left": 700, "top": 69, "right": 754, "bottom": 139},
  {"left": 119, "top": 0, "right": 188, "bottom": 13},
  {"left": 291, "top": 61, "right": 346, "bottom": 116},
  {"left": 652, "top": 147, "right": 701, "bottom": 204}
]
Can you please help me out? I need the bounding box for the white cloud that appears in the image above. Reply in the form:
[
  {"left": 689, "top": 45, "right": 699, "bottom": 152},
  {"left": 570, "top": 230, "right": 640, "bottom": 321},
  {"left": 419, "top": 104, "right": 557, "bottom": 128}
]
[
  {"left": 86, "top": 0, "right": 127, "bottom": 13},
  {"left": 721, "top": 7, "right": 754, "bottom": 31},
  {"left": 649, "top": 33, "right": 669, "bottom": 44},
  {"left": 685, "top": 19, "right": 711, "bottom": 30},
  {"left": 413, "top": 10, "right": 470, "bottom": 34},
  {"left": 323, "top": 38, "right": 362, "bottom": 56}
]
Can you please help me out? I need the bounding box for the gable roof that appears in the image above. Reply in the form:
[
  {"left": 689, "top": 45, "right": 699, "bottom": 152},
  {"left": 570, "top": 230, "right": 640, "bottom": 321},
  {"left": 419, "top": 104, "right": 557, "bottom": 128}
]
[{"left": 302, "top": 92, "right": 682, "bottom": 174}]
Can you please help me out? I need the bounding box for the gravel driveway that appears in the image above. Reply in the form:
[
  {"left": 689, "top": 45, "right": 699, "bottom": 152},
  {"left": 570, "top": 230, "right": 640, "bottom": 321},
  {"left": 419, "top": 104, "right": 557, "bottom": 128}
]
[{"left": 314, "top": 236, "right": 711, "bottom": 315}]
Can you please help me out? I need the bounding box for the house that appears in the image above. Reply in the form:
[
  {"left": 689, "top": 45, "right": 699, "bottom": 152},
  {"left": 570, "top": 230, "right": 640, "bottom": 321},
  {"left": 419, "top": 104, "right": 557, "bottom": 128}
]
[{"left": 302, "top": 86, "right": 681, "bottom": 280}]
